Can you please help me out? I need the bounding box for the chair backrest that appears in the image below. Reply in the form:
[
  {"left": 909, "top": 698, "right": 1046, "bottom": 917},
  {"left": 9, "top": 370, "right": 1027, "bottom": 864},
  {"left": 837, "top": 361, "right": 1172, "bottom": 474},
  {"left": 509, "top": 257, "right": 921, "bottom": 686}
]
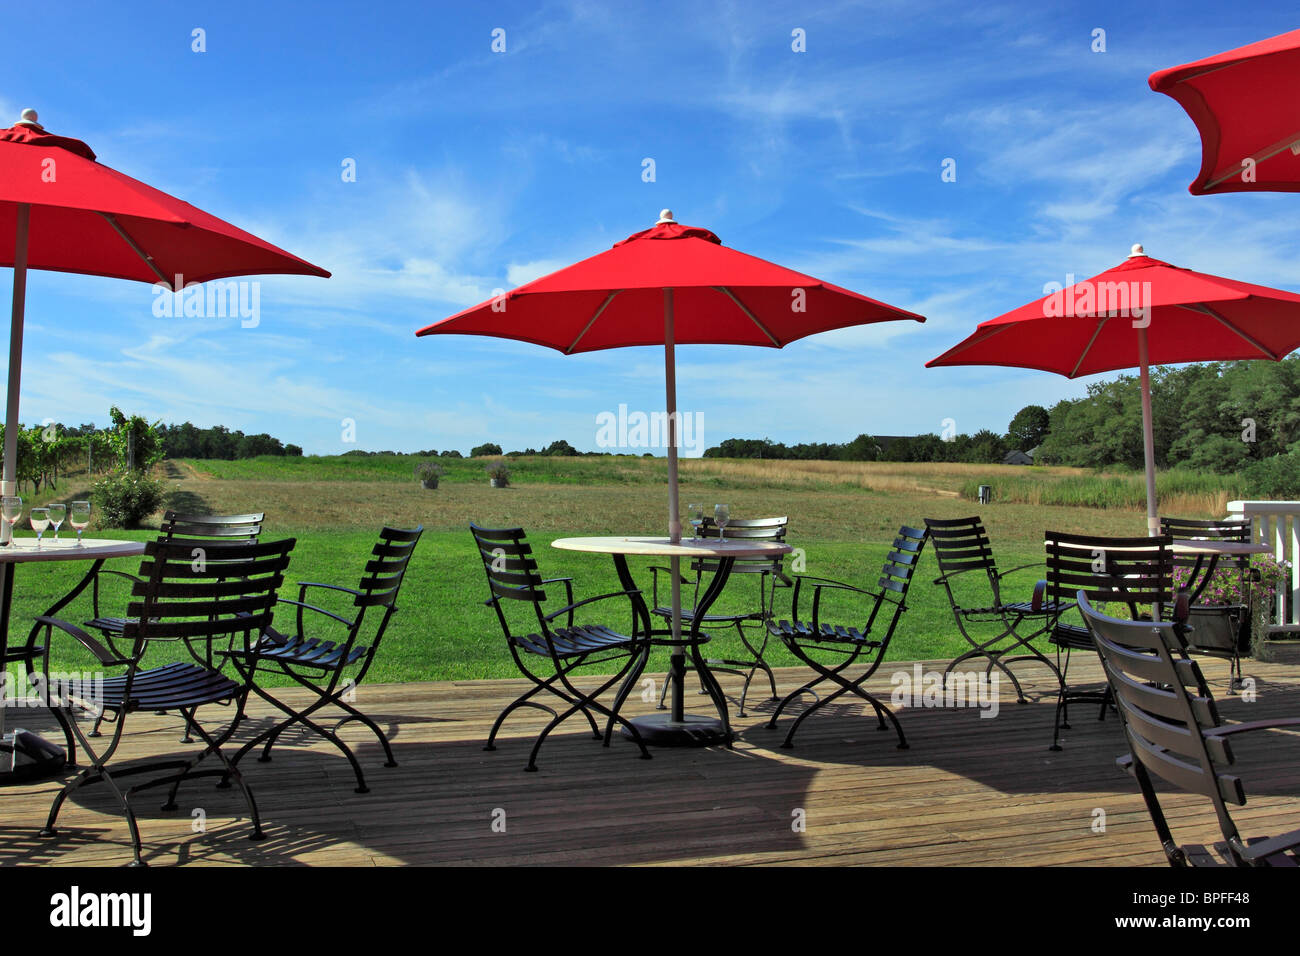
[
  {"left": 1043, "top": 532, "right": 1174, "bottom": 618},
  {"left": 923, "top": 516, "right": 1000, "bottom": 601},
  {"left": 470, "top": 523, "right": 548, "bottom": 636},
  {"left": 877, "top": 525, "right": 929, "bottom": 602},
  {"left": 1160, "top": 515, "right": 1252, "bottom": 573},
  {"left": 122, "top": 537, "right": 295, "bottom": 647},
  {"left": 160, "top": 511, "right": 264, "bottom": 542},
  {"left": 695, "top": 516, "right": 788, "bottom": 575},
  {"left": 353, "top": 526, "right": 423, "bottom": 610},
  {"left": 1079, "top": 592, "right": 1246, "bottom": 861}
]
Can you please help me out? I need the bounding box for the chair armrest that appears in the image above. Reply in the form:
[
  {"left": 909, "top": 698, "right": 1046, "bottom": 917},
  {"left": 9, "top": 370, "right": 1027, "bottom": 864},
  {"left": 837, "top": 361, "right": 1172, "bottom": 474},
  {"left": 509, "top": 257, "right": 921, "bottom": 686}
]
[
  {"left": 933, "top": 566, "right": 986, "bottom": 586},
  {"left": 35, "top": 616, "right": 133, "bottom": 666},
  {"left": 275, "top": 598, "right": 355, "bottom": 629},
  {"left": 648, "top": 566, "right": 691, "bottom": 583},
  {"left": 996, "top": 563, "right": 1042, "bottom": 580},
  {"left": 298, "top": 581, "right": 365, "bottom": 599},
  {"left": 1237, "top": 828, "right": 1300, "bottom": 863},
  {"left": 1204, "top": 717, "right": 1300, "bottom": 738},
  {"left": 1031, "top": 580, "right": 1047, "bottom": 612},
  {"left": 542, "top": 589, "right": 642, "bottom": 623}
]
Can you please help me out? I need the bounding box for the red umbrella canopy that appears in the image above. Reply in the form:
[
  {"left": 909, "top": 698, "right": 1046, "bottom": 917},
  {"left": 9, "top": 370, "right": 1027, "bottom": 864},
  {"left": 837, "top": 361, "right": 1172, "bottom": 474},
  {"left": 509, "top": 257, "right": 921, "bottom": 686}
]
[
  {"left": 1150, "top": 29, "right": 1300, "bottom": 195},
  {"left": 0, "top": 116, "right": 329, "bottom": 286},
  {"left": 927, "top": 247, "right": 1300, "bottom": 377},
  {"left": 415, "top": 217, "right": 923, "bottom": 351}
]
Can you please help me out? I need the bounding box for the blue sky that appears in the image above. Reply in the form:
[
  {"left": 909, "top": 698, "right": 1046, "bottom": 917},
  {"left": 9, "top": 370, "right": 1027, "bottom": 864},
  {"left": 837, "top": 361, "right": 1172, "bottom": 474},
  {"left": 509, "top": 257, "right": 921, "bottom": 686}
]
[{"left": 4, "top": 1, "right": 1300, "bottom": 455}]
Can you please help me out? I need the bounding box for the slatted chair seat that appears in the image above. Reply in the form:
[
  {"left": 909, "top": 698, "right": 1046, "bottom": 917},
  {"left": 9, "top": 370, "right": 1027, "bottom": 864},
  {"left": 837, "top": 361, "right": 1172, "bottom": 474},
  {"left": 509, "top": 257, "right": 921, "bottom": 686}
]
[
  {"left": 35, "top": 537, "right": 296, "bottom": 866},
  {"left": 97, "top": 663, "right": 244, "bottom": 711},
  {"left": 472, "top": 523, "right": 651, "bottom": 772},
  {"left": 514, "top": 624, "right": 637, "bottom": 658},
  {"left": 1048, "top": 621, "right": 1093, "bottom": 650},
  {"left": 244, "top": 628, "right": 370, "bottom": 669},
  {"left": 1082, "top": 593, "right": 1300, "bottom": 867},
  {"left": 221, "top": 526, "right": 423, "bottom": 795},
  {"left": 924, "top": 516, "right": 1061, "bottom": 704},
  {"left": 770, "top": 620, "right": 881, "bottom": 646},
  {"left": 766, "top": 526, "right": 928, "bottom": 750}
]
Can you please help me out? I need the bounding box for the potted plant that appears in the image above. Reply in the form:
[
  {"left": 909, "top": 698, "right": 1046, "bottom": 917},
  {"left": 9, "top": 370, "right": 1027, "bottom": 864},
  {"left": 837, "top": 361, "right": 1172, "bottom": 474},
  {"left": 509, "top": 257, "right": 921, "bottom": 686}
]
[
  {"left": 486, "top": 460, "right": 510, "bottom": 488},
  {"left": 1174, "top": 553, "right": 1293, "bottom": 662},
  {"left": 414, "top": 460, "right": 445, "bottom": 489}
]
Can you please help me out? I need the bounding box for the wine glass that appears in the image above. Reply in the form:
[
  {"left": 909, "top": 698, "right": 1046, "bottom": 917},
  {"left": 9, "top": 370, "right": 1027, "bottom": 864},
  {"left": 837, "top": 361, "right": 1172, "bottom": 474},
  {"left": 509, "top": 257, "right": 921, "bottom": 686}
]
[
  {"left": 70, "top": 500, "right": 91, "bottom": 547},
  {"left": 47, "top": 503, "right": 66, "bottom": 543},
  {"left": 688, "top": 503, "right": 704, "bottom": 540},
  {"left": 1, "top": 496, "right": 21, "bottom": 546},
  {"left": 29, "top": 508, "right": 49, "bottom": 550},
  {"left": 714, "top": 503, "right": 730, "bottom": 543}
]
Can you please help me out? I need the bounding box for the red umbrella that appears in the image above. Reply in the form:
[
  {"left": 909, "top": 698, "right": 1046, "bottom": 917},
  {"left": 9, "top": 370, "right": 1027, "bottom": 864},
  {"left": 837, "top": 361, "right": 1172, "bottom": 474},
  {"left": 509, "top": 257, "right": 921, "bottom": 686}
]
[
  {"left": 927, "top": 244, "right": 1300, "bottom": 534},
  {"left": 417, "top": 210, "right": 924, "bottom": 540},
  {"left": 1, "top": 110, "right": 329, "bottom": 511},
  {"left": 1150, "top": 29, "right": 1300, "bottom": 195}
]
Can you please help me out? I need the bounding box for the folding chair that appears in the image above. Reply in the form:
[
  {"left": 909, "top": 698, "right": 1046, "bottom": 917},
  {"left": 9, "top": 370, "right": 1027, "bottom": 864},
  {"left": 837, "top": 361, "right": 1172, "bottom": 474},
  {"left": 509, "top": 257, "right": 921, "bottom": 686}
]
[
  {"left": 1082, "top": 592, "right": 1300, "bottom": 866},
  {"left": 649, "top": 516, "right": 790, "bottom": 716},
  {"left": 924, "top": 516, "right": 1060, "bottom": 703},
  {"left": 1161, "top": 516, "right": 1253, "bottom": 691},
  {"left": 221, "top": 526, "right": 423, "bottom": 794},
  {"left": 765, "top": 526, "right": 928, "bottom": 749},
  {"left": 1039, "top": 532, "right": 1174, "bottom": 750},
  {"left": 470, "top": 523, "right": 651, "bottom": 772},
  {"left": 34, "top": 537, "right": 295, "bottom": 866}
]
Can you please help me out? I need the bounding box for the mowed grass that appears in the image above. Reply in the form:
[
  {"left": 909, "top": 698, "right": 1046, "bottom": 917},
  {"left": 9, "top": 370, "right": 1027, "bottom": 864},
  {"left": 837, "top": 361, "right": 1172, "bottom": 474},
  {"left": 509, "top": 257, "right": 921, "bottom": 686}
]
[{"left": 12, "top": 455, "right": 1224, "bottom": 686}]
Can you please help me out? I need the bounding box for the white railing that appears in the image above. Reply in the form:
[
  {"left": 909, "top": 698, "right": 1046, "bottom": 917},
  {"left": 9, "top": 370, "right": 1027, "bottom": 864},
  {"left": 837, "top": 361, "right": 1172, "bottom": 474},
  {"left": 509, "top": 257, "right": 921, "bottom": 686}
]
[{"left": 1226, "top": 500, "right": 1300, "bottom": 634}]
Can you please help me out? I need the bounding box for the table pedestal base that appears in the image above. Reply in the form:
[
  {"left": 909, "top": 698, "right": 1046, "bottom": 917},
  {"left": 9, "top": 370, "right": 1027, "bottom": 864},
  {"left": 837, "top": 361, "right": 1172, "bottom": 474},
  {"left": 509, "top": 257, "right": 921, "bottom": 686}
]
[
  {"left": 625, "top": 713, "right": 731, "bottom": 747},
  {"left": 0, "top": 729, "right": 66, "bottom": 785}
]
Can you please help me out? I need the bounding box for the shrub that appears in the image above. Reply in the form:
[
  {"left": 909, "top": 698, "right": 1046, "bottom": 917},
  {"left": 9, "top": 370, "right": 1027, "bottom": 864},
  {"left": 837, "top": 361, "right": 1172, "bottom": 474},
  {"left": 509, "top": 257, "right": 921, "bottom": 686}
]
[
  {"left": 414, "top": 460, "right": 445, "bottom": 488},
  {"left": 1243, "top": 453, "right": 1300, "bottom": 499},
  {"left": 486, "top": 461, "right": 511, "bottom": 486},
  {"left": 93, "top": 470, "right": 165, "bottom": 528}
]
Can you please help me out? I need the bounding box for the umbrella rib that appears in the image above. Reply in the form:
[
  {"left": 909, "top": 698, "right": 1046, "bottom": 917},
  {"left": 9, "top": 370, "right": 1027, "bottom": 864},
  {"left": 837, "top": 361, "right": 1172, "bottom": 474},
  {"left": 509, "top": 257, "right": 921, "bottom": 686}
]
[
  {"left": 565, "top": 291, "right": 620, "bottom": 354},
  {"left": 715, "top": 287, "right": 780, "bottom": 346},
  {"left": 99, "top": 213, "right": 170, "bottom": 287},
  {"left": 1069, "top": 316, "right": 1110, "bottom": 378},
  {"left": 1185, "top": 303, "right": 1281, "bottom": 359},
  {"left": 1204, "top": 130, "right": 1300, "bottom": 190}
]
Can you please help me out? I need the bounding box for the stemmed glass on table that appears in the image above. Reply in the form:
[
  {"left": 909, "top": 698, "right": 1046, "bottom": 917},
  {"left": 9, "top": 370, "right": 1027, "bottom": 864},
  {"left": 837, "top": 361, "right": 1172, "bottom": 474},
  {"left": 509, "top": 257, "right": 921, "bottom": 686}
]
[
  {"left": 1, "top": 496, "right": 21, "bottom": 546},
  {"left": 29, "top": 508, "right": 49, "bottom": 550},
  {"left": 687, "top": 503, "right": 704, "bottom": 540},
  {"left": 70, "top": 500, "right": 91, "bottom": 547},
  {"left": 714, "top": 503, "right": 730, "bottom": 543},
  {"left": 47, "top": 503, "right": 66, "bottom": 544}
]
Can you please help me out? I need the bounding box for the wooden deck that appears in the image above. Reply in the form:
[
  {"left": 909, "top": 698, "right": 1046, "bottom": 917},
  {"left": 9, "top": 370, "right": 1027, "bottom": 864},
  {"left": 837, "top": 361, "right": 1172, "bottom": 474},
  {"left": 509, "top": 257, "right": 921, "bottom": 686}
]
[{"left": 4, "top": 654, "right": 1300, "bottom": 867}]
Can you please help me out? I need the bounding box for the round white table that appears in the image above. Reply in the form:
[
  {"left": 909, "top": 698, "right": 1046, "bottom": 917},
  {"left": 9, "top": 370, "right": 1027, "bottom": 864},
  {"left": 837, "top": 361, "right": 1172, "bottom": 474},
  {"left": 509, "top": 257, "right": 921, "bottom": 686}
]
[
  {"left": 0, "top": 537, "right": 146, "bottom": 783},
  {"left": 552, "top": 535, "right": 792, "bottom": 747}
]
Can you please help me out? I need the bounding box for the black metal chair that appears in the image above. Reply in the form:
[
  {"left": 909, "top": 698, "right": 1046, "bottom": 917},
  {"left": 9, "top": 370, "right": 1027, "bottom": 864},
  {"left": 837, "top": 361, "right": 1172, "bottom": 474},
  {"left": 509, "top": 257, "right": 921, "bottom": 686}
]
[
  {"left": 34, "top": 536, "right": 295, "bottom": 866},
  {"left": 1161, "top": 516, "right": 1254, "bottom": 690},
  {"left": 765, "top": 526, "right": 928, "bottom": 750},
  {"left": 220, "top": 526, "right": 423, "bottom": 794},
  {"left": 649, "top": 516, "right": 790, "bottom": 716},
  {"left": 1039, "top": 532, "right": 1175, "bottom": 751},
  {"left": 924, "top": 516, "right": 1060, "bottom": 703},
  {"left": 1081, "top": 591, "right": 1300, "bottom": 866},
  {"left": 87, "top": 511, "right": 265, "bottom": 669},
  {"left": 470, "top": 523, "right": 651, "bottom": 772}
]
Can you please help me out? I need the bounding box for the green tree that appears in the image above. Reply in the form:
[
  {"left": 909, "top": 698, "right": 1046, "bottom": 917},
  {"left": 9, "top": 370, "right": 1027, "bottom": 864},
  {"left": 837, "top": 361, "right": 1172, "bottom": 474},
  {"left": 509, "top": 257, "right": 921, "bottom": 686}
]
[{"left": 1006, "top": 404, "right": 1050, "bottom": 451}]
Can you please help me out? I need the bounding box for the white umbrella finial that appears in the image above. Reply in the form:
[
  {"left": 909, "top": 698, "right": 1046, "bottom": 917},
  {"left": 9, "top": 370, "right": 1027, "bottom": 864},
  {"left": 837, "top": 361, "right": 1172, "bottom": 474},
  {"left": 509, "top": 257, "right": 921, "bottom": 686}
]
[
  {"left": 657, "top": 209, "right": 675, "bottom": 224},
  {"left": 1129, "top": 243, "right": 1145, "bottom": 258},
  {"left": 16, "top": 109, "right": 42, "bottom": 130}
]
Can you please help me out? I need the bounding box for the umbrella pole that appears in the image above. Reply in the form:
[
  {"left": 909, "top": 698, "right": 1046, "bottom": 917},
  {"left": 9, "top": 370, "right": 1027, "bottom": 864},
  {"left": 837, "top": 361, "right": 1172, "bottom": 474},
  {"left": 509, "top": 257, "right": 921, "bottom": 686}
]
[
  {"left": 1138, "top": 326, "right": 1159, "bottom": 537},
  {"left": 663, "top": 289, "right": 686, "bottom": 724},
  {"left": 3, "top": 204, "right": 30, "bottom": 537}
]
